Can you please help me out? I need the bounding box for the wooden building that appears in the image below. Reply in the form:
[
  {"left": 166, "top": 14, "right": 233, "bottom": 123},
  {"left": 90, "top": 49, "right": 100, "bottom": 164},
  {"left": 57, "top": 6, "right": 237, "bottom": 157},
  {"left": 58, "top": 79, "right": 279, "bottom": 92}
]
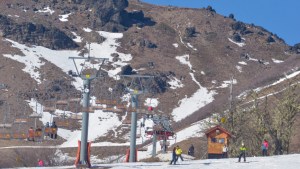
[{"left": 205, "top": 125, "right": 232, "bottom": 159}]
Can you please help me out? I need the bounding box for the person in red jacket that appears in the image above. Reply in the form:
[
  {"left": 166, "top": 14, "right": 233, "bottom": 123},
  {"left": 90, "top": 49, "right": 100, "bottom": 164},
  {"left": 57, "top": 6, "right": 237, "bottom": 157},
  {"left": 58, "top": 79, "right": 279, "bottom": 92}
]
[
  {"left": 262, "top": 139, "right": 269, "bottom": 156},
  {"left": 37, "top": 159, "right": 44, "bottom": 167}
]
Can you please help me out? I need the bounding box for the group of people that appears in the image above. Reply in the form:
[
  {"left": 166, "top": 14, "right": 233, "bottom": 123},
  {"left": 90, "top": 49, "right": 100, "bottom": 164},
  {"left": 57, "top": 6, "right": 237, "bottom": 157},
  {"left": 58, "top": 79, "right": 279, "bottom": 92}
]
[
  {"left": 169, "top": 139, "right": 269, "bottom": 164},
  {"left": 170, "top": 145, "right": 184, "bottom": 165},
  {"left": 238, "top": 139, "right": 269, "bottom": 162},
  {"left": 45, "top": 121, "right": 58, "bottom": 139},
  {"left": 27, "top": 122, "right": 58, "bottom": 141}
]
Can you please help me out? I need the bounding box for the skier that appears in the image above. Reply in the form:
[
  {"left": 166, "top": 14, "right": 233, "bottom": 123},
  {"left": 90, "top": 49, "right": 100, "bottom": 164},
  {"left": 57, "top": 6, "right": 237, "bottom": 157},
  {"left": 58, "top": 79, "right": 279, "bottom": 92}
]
[
  {"left": 262, "top": 139, "right": 269, "bottom": 156},
  {"left": 175, "top": 145, "right": 184, "bottom": 162},
  {"left": 222, "top": 144, "right": 228, "bottom": 158},
  {"left": 188, "top": 144, "right": 195, "bottom": 157},
  {"left": 37, "top": 159, "right": 44, "bottom": 167},
  {"left": 169, "top": 147, "right": 177, "bottom": 165},
  {"left": 238, "top": 143, "right": 246, "bottom": 162}
]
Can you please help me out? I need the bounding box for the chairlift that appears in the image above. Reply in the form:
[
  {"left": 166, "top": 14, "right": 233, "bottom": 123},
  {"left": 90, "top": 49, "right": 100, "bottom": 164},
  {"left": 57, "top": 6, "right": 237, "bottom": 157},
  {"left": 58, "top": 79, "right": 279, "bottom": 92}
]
[
  {"left": 0, "top": 133, "right": 11, "bottom": 139},
  {"left": 55, "top": 120, "right": 70, "bottom": 128},
  {"left": 12, "top": 133, "right": 27, "bottom": 140},
  {"left": 43, "top": 106, "right": 56, "bottom": 113},
  {"left": 56, "top": 100, "right": 68, "bottom": 105},
  {"left": 70, "top": 113, "right": 82, "bottom": 120},
  {"left": 13, "top": 118, "right": 28, "bottom": 124},
  {"left": 138, "top": 147, "right": 148, "bottom": 151},
  {"left": 29, "top": 113, "right": 42, "bottom": 118}
]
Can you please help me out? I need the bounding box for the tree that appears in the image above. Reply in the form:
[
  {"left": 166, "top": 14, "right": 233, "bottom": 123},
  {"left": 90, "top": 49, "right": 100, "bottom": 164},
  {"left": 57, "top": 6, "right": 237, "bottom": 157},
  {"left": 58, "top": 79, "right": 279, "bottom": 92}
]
[{"left": 263, "top": 84, "right": 300, "bottom": 154}]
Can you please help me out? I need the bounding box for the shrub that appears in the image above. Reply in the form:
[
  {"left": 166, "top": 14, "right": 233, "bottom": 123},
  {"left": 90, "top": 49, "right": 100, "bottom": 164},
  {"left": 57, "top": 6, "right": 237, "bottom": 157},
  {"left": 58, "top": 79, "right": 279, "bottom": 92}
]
[
  {"left": 185, "top": 27, "right": 196, "bottom": 37},
  {"left": 206, "top": 6, "right": 216, "bottom": 13},
  {"left": 232, "top": 34, "right": 242, "bottom": 42},
  {"left": 231, "top": 21, "right": 246, "bottom": 32},
  {"left": 229, "top": 13, "right": 235, "bottom": 19},
  {"left": 266, "top": 36, "right": 275, "bottom": 43}
]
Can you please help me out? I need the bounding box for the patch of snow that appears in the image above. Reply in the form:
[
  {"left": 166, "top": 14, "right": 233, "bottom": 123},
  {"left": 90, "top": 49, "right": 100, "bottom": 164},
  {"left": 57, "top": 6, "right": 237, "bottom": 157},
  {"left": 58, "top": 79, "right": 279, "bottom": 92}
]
[
  {"left": 228, "top": 38, "right": 245, "bottom": 47},
  {"left": 14, "top": 154, "right": 300, "bottom": 169},
  {"left": 201, "top": 71, "right": 205, "bottom": 75},
  {"left": 83, "top": 27, "right": 92, "bottom": 32},
  {"left": 272, "top": 58, "right": 284, "bottom": 63},
  {"left": 173, "top": 54, "right": 216, "bottom": 121},
  {"left": 71, "top": 32, "right": 82, "bottom": 43},
  {"left": 144, "top": 98, "right": 159, "bottom": 107},
  {"left": 238, "top": 61, "right": 247, "bottom": 65},
  {"left": 96, "top": 31, "right": 132, "bottom": 77},
  {"left": 3, "top": 39, "right": 82, "bottom": 86},
  {"left": 36, "top": 7, "right": 55, "bottom": 15},
  {"left": 171, "top": 88, "right": 216, "bottom": 122},
  {"left": 59, "top": 13, "right": 72, "bottom": 22},
  {"left": 176, "top": 55, "right": 192, "bottom": 70},
  {"left": 168, "top": 77, "right": 184, "bottom": 89},
  {"left": 3, "top": 30, "right": 132, "bottom": 88},
  {"left": 187, "top": 43, "right": 197, "bottom": 51},
  {"left": 217, "top": 79, "right": 237, "bottom": 88},
  {"left": 236, "top": 65, "right": 243, "bottom": 72},
  {"left": 173, "top": 43, "right": 179, "bottom": 48}
]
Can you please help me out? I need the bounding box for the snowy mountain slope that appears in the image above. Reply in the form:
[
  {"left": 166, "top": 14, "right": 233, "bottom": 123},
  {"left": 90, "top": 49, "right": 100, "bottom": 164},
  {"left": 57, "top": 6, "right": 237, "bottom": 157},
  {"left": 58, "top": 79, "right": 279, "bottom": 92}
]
[{"left": 0, "top": 0, "right": 299, "bottom": 167}]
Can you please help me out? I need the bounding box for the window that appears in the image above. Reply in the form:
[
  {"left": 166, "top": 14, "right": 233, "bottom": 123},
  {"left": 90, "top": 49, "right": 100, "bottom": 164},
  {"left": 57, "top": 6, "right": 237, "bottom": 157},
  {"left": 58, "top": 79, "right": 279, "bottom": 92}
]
[
  {"left": 211, "top": 138, "right": 217, "bottom": 143},
  {"left": 211, "top": 138, "right": 225, "bottom": 143},
  {"left": 218, "top": 138, "right": 225, "bottom": 143}
]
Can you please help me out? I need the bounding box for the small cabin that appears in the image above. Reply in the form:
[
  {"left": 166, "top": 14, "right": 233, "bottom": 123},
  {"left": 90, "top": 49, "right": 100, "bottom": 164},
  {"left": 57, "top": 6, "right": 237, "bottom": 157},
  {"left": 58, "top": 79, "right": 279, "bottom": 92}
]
[{"left": 205, "top": 125, "right": 232, "bottom": 159}]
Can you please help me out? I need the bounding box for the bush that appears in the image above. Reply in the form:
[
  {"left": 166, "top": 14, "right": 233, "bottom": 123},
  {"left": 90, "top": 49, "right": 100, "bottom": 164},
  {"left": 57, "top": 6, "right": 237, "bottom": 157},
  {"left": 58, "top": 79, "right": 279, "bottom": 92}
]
[
  {"left": 266, "top": 36, "right": 275, "bottom": 43},
  {"left": 231, "top": 21, "right": 246, "bottom": 32},
  {"left": 206, "top": 6, "right": 216, "bottom": 13},
  {"left": 185, "top": 27, "right": 196, "bottom": 37},
  {"left": 232, "top": 34, "right": 242, "bottom": 42},
  {"left": 229, "top": 13, "right": 235, "bottom": 19}
]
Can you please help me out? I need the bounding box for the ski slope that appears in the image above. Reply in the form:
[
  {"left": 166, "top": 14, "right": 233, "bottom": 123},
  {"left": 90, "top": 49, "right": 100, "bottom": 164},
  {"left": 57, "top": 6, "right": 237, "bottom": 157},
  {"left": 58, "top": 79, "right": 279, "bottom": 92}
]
[{"left": 14, "top": 154, "right": 300, "bottom": 169}]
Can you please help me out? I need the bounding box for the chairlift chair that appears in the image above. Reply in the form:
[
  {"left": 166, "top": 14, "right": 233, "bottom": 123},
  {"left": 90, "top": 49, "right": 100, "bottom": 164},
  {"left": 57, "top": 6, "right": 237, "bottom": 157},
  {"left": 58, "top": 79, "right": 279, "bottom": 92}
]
[
  {"left": 0, "top": 133, "right": 11, "bottom": 139},
  {"left": 91, "top": 105, "right": 104, "bottom": 110},
  {"left": 55, "top": 120, "right": 70, "bottom": 128},
  {"left": 56, "top": 100, "right": 68, "bottom": 105},
  {"left": 0, "top": 123, "right": 13, "bottom": 128},
  {"left": 70, "top": 113, "right": 82, "bottom": 120},
  {"left": 12, "top": 133, "right": 27, "bottom": 140},
  {"left": 29, "top": 113, "right": 42, "bottom": 118},
  {"left": 13, "top": 118, "right": 28, "bottom": 124}
]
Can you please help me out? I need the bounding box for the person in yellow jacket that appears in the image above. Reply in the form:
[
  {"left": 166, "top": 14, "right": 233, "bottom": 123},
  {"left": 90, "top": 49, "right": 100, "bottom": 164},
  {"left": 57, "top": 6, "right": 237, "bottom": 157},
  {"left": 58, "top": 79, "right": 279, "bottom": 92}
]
[
  {"left": 175, "top": 145, "right": 184, "bottom": 162},
  {"left": 238, "top": 143, "right": 247, "bottom": 162}
]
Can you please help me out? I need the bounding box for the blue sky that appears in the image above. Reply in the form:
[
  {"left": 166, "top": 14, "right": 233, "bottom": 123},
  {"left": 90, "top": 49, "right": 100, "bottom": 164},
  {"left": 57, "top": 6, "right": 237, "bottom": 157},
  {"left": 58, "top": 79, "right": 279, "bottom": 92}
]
[{"left": 142, "top": 0, "right": 299, "bottom": 46}]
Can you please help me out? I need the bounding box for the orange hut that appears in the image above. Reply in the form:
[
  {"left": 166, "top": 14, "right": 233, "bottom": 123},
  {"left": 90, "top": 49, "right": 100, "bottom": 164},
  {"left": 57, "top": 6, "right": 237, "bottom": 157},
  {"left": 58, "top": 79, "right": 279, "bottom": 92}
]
[{"left": 205, "top": 125, "right": 232, "bottom": 159}]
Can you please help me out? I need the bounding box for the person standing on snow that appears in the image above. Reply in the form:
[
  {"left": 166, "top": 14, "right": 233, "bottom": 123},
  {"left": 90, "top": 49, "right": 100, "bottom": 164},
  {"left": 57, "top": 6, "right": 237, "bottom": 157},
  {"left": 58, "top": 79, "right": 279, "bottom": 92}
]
[
  {"left": 188, "top": 144, "right": 195, "bottom": 157},
  {"left": 222, "top": 144, "right": 228, "bottom": 158},
  {"left": 238, "top": 143, "right": 247, "bottom": 162},
  {"left": 262, "top": 139, "right": 269, "bottom": 156},
  {"left": 169, "top": 147, "right": 177, "bottom": 165},
  {"left": 37, "top": 159, "right": 44, "bottom": 167},
  {"left": 175, "top": 145, "right": 184, "bottom": 162}
]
